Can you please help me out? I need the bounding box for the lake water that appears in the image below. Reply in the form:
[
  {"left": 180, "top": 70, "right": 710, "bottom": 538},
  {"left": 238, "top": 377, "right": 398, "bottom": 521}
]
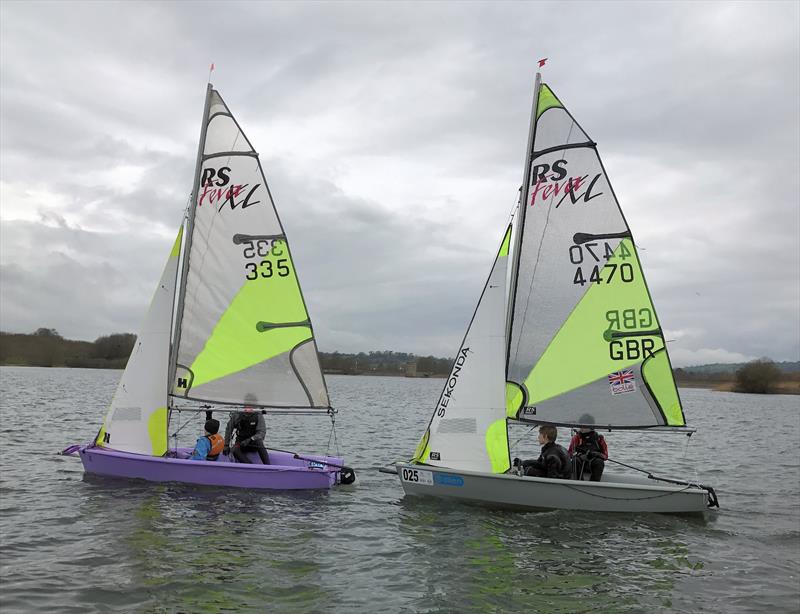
[{"left": 0, "top": 366, "right": 798, "bottom": 613}]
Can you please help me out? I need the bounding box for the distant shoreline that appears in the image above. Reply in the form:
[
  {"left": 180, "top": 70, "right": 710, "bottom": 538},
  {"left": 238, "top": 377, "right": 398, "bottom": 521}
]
[
  {"left": 4, "top": 363, "right": 800, "bottom": 394},
  {"left": 0, "top": 363, "right": 447, "bottom": 379},
  {"left": 675, "top": 379, "right": 800, "bottom": 395}
]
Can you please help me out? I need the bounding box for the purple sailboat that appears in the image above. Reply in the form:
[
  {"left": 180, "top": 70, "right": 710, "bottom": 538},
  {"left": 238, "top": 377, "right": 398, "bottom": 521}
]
[{"left": 63, "top": 83, "right": 353, "bottom": 490}]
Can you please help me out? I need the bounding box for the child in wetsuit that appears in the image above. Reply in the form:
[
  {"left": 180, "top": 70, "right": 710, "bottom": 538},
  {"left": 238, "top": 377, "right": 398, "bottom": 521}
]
[{"left": 515, "top": 425, "right": 571, "bottom": 479}]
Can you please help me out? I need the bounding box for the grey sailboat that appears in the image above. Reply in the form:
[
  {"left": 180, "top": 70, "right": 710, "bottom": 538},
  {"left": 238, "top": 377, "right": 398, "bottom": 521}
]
[{"left": 393, "top": 72, "right": 718, "bottom": 514}]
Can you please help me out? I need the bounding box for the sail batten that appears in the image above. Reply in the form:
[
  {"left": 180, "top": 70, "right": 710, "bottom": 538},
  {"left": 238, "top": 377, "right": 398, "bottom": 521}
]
[
  {"left": 533, "top": 141, "right": 597, "bottom": 159},
  {"left": 169, "top": 394, "right": 332, "bottom": 412},
  {"left": 203, "top": 151, "right": 259, "bottom": 160}
]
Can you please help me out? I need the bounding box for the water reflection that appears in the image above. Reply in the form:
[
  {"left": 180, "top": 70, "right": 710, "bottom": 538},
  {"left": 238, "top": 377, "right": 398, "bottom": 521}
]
[
  {"left": 77, "top": 476, "right": 336, "bottom": 611},
  {"left": 397, "top": 497, "right": 708, "bottom": 612},
  {"left": 2, "top": 369, "right": 798, "bottom": 613}
]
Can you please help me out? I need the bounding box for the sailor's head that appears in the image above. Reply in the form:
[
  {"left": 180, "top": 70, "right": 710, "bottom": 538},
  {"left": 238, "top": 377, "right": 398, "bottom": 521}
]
[
  {"left": 243, "top": 393, "right": 258, "bottom": 413},
  {"left": 538, "top": 425, "right": 557, "bottom": 444},
  {"left": 578, "top": 413, "right": 596, "bottom": 434},
  {"left": 204, "top": 418, "right": 220, "bottom": 435}
]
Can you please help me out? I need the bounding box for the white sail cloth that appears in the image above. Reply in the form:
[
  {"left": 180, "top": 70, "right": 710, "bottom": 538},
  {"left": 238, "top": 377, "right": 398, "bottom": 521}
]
[
  {"left": 171, "top": 89, "right": 329, "bottom": 409},
  {"left": 97, "top": 229, "right": 182, "bottom": 455},
  {"left": 412, "top": 228, "right": 512, "bottom": 473}
]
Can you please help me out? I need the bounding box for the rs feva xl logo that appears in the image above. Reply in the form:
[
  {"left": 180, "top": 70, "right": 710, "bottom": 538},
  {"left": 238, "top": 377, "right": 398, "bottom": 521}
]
[{"left": 199, "top": 167, "right": 261, "bottom": 211}]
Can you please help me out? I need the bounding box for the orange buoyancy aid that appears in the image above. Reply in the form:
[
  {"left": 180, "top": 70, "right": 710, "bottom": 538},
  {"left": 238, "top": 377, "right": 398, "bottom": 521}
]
[{"left": 206, "top": 433, "right": 225, "bottom": 460}]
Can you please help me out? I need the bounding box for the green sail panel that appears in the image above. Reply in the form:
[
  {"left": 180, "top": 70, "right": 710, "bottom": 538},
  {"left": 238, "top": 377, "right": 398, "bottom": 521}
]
[
  {"left": 641, "top": 349, "right": 682, "bottom": 425},
  {"left": 506, "top": 84, "right": 684, "bottom": 428},
  {"left": 522, "top": 240, "right": 662, "bottom": 402},
  {"left": 173, "top": 89, "right": 329, "bottom": 409},
  {"left": 536, "top": 84, "right": 563, "bottom": 118},
  {"left": 187, "top": 243, "right": 311, "bottom": 388}
]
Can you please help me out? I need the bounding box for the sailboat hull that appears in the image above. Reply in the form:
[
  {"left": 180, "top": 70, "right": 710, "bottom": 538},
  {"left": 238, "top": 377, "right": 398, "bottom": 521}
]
[
  {"left": 76, "top": 446, "right": 342, "bottom": 490},
  {"left": 395, "top": 463, "right": 711, "bottom": 514}
]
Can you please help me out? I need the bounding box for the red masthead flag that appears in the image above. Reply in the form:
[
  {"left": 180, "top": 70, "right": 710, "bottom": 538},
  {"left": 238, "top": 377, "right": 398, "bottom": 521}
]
[
  {"left": 210, "top": 62, "right": 215, "bottom": 72},
  {"left": 538, "top": 58, "right": 547, "bottom": 68}
]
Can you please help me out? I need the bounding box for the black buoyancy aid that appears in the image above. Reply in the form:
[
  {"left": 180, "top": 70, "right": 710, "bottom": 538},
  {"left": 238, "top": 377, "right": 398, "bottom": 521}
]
[
  {"left": 539, "top": 442, "right": 572, "bottom": 478},
  {"left": 206, "top": 433, "right": 224, "bottom": 460},
  {"left": 575, "top": 430, "right": 604, "bottom": 455},
  {"left": 237, "top": 413, "right": 260, "bottom": 440}
]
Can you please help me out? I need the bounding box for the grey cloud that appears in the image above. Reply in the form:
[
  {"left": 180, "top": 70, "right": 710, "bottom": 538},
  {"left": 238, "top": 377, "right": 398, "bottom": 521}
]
[
  {"left": 1, "top": 0, "right": 798, "bottom": 366},
  {"left": 0, "top": 220, "right": 172, "bottom": 339}
]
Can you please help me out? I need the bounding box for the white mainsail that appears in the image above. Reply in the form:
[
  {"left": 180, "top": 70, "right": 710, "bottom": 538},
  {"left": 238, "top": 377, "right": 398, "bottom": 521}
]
[
  {"left": 96, "top": 228, "right": 183, "bottom": 455},
  {"left": 505, "top": 83, "right": 685, "bottom": 429},
  {"left": 171, "top": 87, "right": 329, "bottom": 410},
  {"left": 412, "top": 226, "right": 512, "bottom": 473}
]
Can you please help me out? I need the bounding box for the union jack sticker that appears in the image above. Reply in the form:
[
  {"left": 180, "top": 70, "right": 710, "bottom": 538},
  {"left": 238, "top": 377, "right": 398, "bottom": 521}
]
[{"left": 608, "top": 368, "right": 636, "bottom": 395}]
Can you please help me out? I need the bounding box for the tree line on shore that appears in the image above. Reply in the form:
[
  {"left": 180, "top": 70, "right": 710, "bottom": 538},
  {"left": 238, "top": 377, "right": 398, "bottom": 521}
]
[
  {"left": 669, "top": 359, "right": 799, "bottom": 394},
  {"left": 1, "top": 329, "right": 797, "bottom": 392},
  {"left": 0, "top": 329, "right": 136, "bottom": 369},
  {"left": 0, "top": 330, "right": 453, "bottom": 376}
]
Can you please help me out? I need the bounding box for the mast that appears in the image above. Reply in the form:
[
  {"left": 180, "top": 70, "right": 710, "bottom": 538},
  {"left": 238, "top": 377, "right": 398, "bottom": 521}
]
[
  {"left": 505, "top": 72, "right": 542, "bottom": 376},
  {"left": 168, "top": 83, "right": 213, "bottom": 403}
]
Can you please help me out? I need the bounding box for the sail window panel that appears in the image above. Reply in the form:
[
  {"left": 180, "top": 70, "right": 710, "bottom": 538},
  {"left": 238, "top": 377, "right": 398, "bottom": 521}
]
[
  {"left": 509, "top": 147, "right": 626, "bottom": 388},
  {"left": 188, "top": 350, "right": 321, "bottom": 408},
  {"left": 113, "top": 406, "right": 142, "bottom": 421},
  {"left": 436, "top": 418, "right": 478, "bottom": 434},
  {"left": 204, "top": 115, "right": 254, "bottom": 155},
  {"left": 521, "top": 363, "right": 667, "bottom": 428},
  {"left": 532, "top": 107, "right": 591, "bottom": 153}
]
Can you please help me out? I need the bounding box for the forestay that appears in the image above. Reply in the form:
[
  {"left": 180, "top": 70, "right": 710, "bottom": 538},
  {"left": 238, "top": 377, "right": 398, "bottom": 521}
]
[
  {"left": 505, "top": 84, "right": 684, "bottom": 429},
  {"left": 412, "top": 227, "right": 513, "bottom": 473},
  {"left": 171, "top": 88, "right": 329, "bottom": 410},
  {"left": 96, "top": 228, "right": 183, "bottom": 455}
]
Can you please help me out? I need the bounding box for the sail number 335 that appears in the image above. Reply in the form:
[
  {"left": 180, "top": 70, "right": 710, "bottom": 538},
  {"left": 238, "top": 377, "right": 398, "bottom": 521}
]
[{"left": 242, "top": 239, "right": 291, "bottom": 281}]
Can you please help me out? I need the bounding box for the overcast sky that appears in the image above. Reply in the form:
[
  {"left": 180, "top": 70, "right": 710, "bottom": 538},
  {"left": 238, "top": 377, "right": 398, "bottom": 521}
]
[{"left": 1, "top": 0, "right": 798, "bottom": 367}]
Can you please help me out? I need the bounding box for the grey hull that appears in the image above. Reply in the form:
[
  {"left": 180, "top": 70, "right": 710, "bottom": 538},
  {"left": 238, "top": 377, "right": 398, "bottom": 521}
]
[{"left": 396, "top": 463, "right": 711, "bottom": 514}]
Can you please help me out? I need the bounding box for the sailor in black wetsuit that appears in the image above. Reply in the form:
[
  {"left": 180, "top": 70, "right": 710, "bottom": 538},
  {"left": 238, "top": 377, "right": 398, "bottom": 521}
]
[
  {"left": 515, "top": 425, "right": 571, "bottom": 479},
  {"left": 224, "top": 403, "right": 269, "bottom": 465}
]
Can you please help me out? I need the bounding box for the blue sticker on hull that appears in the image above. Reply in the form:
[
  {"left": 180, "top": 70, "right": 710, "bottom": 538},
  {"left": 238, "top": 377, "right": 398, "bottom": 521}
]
[{"left": 434, "top": 473, "right": 464, "bottom": 487}]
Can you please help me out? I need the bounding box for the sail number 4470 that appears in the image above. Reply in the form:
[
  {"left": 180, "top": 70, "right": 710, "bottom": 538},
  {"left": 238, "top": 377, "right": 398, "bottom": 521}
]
[
  {"left": 401, "top": 468, "right": 434, "bottom": 485},
  {"left": 569, "top": 241, "right": 634, "bottom": 286}
]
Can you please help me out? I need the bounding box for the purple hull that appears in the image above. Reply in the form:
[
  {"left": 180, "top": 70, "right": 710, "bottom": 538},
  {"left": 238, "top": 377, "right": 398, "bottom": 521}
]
[{"left": 75, "top": 445, "right": 342, "bottom": 490}]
